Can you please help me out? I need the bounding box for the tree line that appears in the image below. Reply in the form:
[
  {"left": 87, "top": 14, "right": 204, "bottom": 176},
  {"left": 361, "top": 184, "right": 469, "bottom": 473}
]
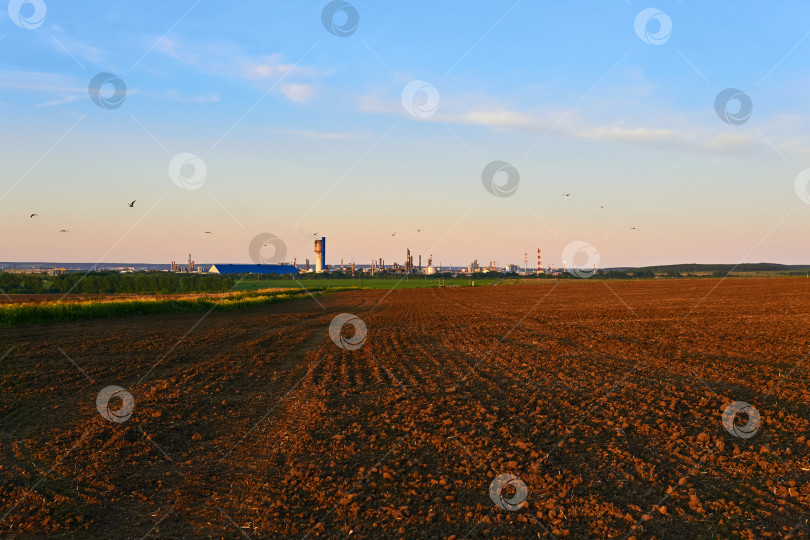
[{"left": 0, "top": 272, "right": 235, "bottom": 294}]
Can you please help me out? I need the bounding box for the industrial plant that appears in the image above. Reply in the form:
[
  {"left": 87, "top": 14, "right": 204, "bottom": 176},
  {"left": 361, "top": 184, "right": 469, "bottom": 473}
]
[
  {"left": 198, "top": 237, "right": 555, "bottom": 277},
  {"left": 0, "top": 239, "right": 558, "bottom": 278}
]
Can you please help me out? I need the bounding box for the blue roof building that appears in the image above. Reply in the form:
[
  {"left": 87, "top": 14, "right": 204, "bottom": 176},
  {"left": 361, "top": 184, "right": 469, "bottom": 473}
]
[{"left": 209, "top": 264, "right": 299, "bottom": 275}]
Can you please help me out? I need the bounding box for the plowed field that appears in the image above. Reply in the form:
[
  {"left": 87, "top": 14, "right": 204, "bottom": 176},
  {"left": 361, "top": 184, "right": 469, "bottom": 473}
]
[{"left": 1, "top": 278, "right": 809, "bottom": 538}]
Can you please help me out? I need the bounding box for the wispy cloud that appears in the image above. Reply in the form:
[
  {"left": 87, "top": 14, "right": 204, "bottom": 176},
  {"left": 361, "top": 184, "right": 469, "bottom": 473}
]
[
  {"left": 163, "top": 90, "right": 220, "bottom": 104},
  {"left": 36, "top": 95, "right": 80, "bottom": 107},
  {"left": 275, "top": 129, "right": 370, "bottom": 140},
  {"left": 154, "top": 37, "right": 319, "bottom": 103},
  {"left": 48, "top": 26, "right": 104, "bottom": 65},
  {"left": 359, "top": 89, "right": 806, "bottom": 159},
  {"left": 0, "top": 70, "right": 82, "bottom": 93}
]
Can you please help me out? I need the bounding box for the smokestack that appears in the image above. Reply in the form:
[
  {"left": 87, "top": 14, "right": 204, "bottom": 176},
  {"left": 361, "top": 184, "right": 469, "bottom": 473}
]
[{"left": 314, "top": 237, "right": 326, "bottom": 272}]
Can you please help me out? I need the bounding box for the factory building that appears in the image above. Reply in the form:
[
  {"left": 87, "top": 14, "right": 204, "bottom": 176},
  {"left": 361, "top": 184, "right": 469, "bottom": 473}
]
[
  {"left": 171, "top": 254, "right": 197, "bottom": 272},
  {"left": 208, "top": 264, "right": 299, "bottom": 275},
  {"left": 1, "top": 267, "right": 86, "bottom": 275}
]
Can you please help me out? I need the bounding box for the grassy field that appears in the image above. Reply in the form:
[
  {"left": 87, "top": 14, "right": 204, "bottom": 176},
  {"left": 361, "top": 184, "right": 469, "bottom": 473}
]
[
  {"left": 232, "top": 277, "right": 500, "bottom": 290},
  {"left": 0, "top": 288, "right": 319, "bottom": 326}
]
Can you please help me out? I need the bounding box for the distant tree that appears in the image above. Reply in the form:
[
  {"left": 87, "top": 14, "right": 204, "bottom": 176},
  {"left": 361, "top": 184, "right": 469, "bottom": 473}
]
[
  {"left": 0, "top": 273, "right": 21, "bottom": 291},
  {"left": 100, "top": 275, "right": 118, "bottom": 293},
  {"left": 81, "top": 276, "right": 98, "bottom": 294}
]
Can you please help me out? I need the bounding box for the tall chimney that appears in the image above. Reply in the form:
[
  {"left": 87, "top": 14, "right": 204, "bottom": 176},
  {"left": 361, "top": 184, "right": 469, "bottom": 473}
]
[{"left": 314, "top": 237, "right": 326, "bottom": 272}]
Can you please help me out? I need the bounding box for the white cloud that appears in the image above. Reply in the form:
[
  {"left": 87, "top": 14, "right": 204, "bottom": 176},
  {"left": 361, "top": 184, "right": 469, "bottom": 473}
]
[
  {"left": 154, "top": 38, "right": 318, "bottom": 103},
  {"left": 357, "top": 89, "right": 807, "bottom": 159},
  {"left": 703, "top": 132, "right": 758, "bottom": 153},
  {"left": 48, "top": 27, "right": 104, "bottom": 65},
  {"left": 457, "top": 109, "right": 539, "bottom": 130},
  {"left": 244, "top": 54, "right": 316, "bottom": 80},
  {"left": 276, "top": 129, "right": 369, "bottom": 140},
  {"left": 163, "top": 90, "right": 220, "bottom": 104},
  {"left": 578, "top": 125, "right": 683, "bottom": 143},
  {"left": 280, "top": 83, "right": 315, "bottom": 104},
  {"left": 0, "top": 70, "right": 82, "bottom": 93},
  {"left": 36, "top": 95, "right": 80, "bottom": 107}
]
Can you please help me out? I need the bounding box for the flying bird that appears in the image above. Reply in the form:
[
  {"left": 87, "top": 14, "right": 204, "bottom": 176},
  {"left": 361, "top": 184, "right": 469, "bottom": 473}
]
[
  {"left": 29, "top": 213, "right": 38, "bottom": 218},
  {"left": 204, "top": 231, "right": 213, "bottom": 235},
  {"left": 391, "top": 232, "right": 397, "bottom": 237},
  {"left": 128, "top": 200, "right": 136, "bottom": 207},
  {"left": 417, "top": 228, "right": 422, "bottom": 232},
  {"left": 59, "top": 229, "right": 69, "bottom": 233},
  {"left": 562, "top": 193, "right": 572, "bottom": 197},
  {"left": 630, "top": 227, "right": 639, "bottom": 231},
  {"left": 313, "top": 232, "right": 318, "bottom": 236},
  {"left": 599, "top": 205, "right": 605, "bottom": 209}
]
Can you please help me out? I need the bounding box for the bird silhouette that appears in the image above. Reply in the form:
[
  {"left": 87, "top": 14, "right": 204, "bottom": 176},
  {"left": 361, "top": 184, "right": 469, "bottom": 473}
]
[
  {"left": 204, "top": 231, "right": 213, "bottom": 235},
  {"left": 417, "top": 228, "right": 422, "bottom": 232},
  {"left": 313, "top": 232, "right": 318, "bottom": 236},
  {"left": 599, "top": 205, "right": 605, "bottom": 209},
  {"left": 128, "top": 200, "right": 136, "bottom": 207},
  {"left": 391, "top": 232, "right": 397, "bottom": 236},
  {"left": 59, "top": 229, "right": 69, "bottom": 233},
  {"left": 29, "top": 213, "right": 38, "bottom": 218},
  {"left": 562, "top": 193, "right": 572, "bottom": 197},
  {"left": 630, "top": 227, "right": 639, "bottom": 230}
]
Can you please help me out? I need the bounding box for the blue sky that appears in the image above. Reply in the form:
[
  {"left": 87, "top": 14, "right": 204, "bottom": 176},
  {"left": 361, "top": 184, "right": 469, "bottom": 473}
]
[{"left": 1, "top": 1, "right": 809, "bottom": 267}]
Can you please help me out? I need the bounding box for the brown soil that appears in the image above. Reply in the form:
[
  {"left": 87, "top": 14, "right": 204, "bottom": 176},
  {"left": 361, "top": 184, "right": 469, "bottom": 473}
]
[{"left": 0, "top": 278, "right": 809, "bottom": 538}]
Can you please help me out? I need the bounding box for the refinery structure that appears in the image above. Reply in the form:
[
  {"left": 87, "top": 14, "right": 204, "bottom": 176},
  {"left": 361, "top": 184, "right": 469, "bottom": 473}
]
[
  {"left": 1, "top": 238, "right": 563, "bottom": 277},
  {"left": 186, "top": 237, "right": 556, "bottom": 276}
]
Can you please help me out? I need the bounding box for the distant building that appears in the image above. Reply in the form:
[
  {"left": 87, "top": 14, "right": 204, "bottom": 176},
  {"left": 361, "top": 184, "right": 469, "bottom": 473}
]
[
  {"left": 208, "top": 264, "right": 299, "bottom": 275},
  {"left": 1, "top": 268, "right": 47, "bottom": 275},
  {"left": 49, "top": 268, "right": 85, "bottom": 275}
]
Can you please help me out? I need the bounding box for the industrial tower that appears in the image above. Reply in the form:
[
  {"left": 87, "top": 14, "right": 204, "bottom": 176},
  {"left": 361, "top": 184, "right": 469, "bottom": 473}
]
[{"left": 314, "top": 237, "right": 326, "bottom": 272}]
